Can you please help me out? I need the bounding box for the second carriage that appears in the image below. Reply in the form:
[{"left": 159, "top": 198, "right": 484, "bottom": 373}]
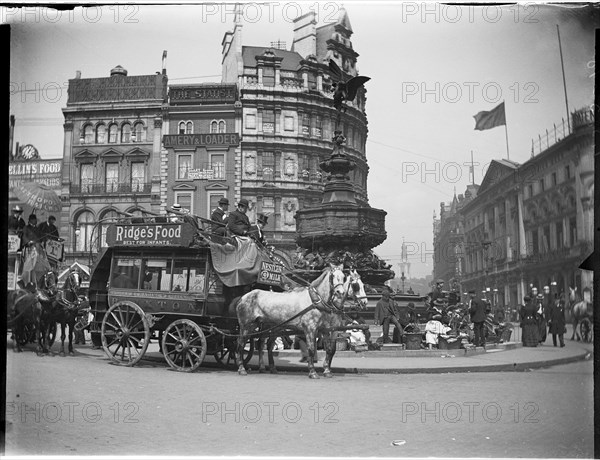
[{"left": 88, "top": 215, "right": 288, "bottom": 372}]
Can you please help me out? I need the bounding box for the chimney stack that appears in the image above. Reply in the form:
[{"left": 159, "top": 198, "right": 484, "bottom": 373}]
[{"left": 291, "top": 11, "right": 316, "bottom": 58}]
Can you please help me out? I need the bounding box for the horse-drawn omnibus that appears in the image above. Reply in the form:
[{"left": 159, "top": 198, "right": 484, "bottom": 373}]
[{"left": 88, "top": 216, "right": 264, "bottom": 372}]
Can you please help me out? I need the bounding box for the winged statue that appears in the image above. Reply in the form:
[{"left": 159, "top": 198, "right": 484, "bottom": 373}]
[{"left": 328, "top": 59, "right": 371, "bottom": 112}]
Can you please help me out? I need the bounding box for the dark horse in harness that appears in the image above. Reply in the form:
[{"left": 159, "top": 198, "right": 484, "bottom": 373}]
[
  {"left": 233, "top": 265, "right": 368, "bottom": 378},
  {"left": 7, "top": 289, "right": 42, "bottom": 353},
  {"left": 56, "top": 270, "right": 89, "bottom": 356}
]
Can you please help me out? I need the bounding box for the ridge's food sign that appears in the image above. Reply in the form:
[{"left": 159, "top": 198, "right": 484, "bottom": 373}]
[{"left": 106, "top": 223, "right": 196, "bottom": 247}]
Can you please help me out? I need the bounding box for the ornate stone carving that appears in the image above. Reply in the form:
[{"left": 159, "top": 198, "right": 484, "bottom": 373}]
[
  {"left": 244, "top": 152, "right": 257, "bottom": 177},
  {"left": 283, "top": 154, "right": 297, "bottom": 179},
  {"left": 282, "top": 199, "right": 297, "bottom": 229}
]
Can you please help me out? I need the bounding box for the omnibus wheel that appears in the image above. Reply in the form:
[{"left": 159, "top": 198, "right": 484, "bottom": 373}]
[
  {"left": 101, "top": 301, "right": 150, "bottom": 366},
  {"left": 162, "top": 319, "right": 207, "bottom": 372}
]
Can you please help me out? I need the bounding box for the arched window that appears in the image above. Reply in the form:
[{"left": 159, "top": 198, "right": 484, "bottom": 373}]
[
  {"left": 83, "top": 124, "right": 94, "bottom": 144},
  {"left": 108, "top": 124, "right": 118, "bottom": 143},
  {"left": 133, "top": 122, "right": 144, "bottom": 142},
  {"left": 100, "top": 210, "right": 119, "bottom": 248},
  {"left": 121, "top": 123, "right": 131, "bottom": 143},
  {"left": 210, "top": 120, "right": 218, "bottom": 133},
  {"left": 218, "top": 120, "right": 226, "bottom": 133},
  {"left": 75, "top": 211, "right": 96, "bottom": 253},
  {"left": 178, "top": 121, "right": 193, "bottom": 134},
  {"left": 96, "top": 124, "right": 106, "bottom": 143}
]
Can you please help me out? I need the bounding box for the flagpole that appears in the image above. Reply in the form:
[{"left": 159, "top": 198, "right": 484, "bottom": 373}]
[
  {"left": 470, "top": 150, "right": 475, "bottom": 185},
  {"left": 503, "top": 101, "right": 510, "bottom": 160},
  {"left": 557, "top": 24, "right": 571, "bottom": 132}
]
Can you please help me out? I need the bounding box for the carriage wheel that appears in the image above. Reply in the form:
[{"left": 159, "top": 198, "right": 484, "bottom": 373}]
[
  {"left": 579, "top": 318, "right": 593, "bottom": 343},
  {"left": 101, "top": 301, "right": 150, "bottom": 367},
  {"left": 162, "top": 319, "right": 207, "bottom": 372},
  {"left": 214, "top": 339, "right": 254, "bottom": 367}
]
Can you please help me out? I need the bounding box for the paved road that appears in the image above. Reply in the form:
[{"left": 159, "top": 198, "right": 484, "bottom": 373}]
[{"left": 4, "top": 338, "right": 593, "bottom": 457}]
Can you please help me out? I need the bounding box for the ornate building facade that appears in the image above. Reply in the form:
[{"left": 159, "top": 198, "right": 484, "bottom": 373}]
[
  {"left": 61, "top": 65, "right": 168, "bottom": 266},
  {"left": 448, "top": 107, "right": 594, "bottom": 310},
  {"left": 220, "top": 8, "right": 371, "bottom": 262},
  {"left": 162, "top": 84, "right": 241, "bottom": 217},
  {"left": 433, "top": 185, "right": 479, "bottom": 290}
]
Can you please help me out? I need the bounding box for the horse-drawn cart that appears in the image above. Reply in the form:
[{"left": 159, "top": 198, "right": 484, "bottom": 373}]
[{"left": 88, "top": 217, "right": 264, "bottom": 372}]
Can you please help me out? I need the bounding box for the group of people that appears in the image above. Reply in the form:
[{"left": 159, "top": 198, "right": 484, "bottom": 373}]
[
  {"left": 293, "top": 247, "right": 393, "bottom": 271},
  {"left": 520, "top": 286, "right": 566, "bottom": 348},
  {"left": 9, "top": 205, "right": 60, "bottom": 250},
  {"left": 209, "top": 198, "right": 268, "bottom": 245}
]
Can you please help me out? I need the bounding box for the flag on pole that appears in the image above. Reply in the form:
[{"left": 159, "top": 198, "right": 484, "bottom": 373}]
[{"left": 473, "top": 102, "right": 506, "bottom": 131}]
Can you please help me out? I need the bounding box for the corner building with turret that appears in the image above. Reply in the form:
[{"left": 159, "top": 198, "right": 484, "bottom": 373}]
[{"left": 220, "top": 8, "right": 371, "bottom": 266}]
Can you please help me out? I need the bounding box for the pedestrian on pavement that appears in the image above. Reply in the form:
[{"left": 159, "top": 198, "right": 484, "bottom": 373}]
[
  {"left": 375, "top": 287, "right": 404, "bottom": 343},
  {"left": 8, "top": 205, "right": 26, "bottom": 237},
  {"left": 520, "top": 295, "right": 540, "bottom": 347},
  {"left": 425, "top": 313, "right": 451, "bottom": 349},
  {"left": 38, "top": 215, "right": 60, "bottom": 244},
  {"left": 468, "top": 289, "right": 487, "bottom": 347},
  {"left": 548, "top": 297, "right": 566, "bottom": 347},
  {"left": 535, "top": 293, "right": 547, "bottom": 344},
  {"left": 226, "top": 198, "right": 251, "bottom": 236},
  {"left": 210, "top": 197, "right": 229, "bottom": 235}
]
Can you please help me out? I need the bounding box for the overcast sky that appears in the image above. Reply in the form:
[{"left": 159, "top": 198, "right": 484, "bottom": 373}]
[{"left": 7, "top": 2, "right": 597, "bottom": 278}]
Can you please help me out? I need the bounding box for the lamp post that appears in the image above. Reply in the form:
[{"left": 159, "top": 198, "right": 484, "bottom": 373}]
[{"left": 400, "top": 271, "right": 406, "bottom": 293}]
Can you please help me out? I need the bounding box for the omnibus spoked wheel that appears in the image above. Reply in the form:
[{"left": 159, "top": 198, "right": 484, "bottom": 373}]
[
  {"left": 162, "top": 319, "right": 207, "bottom": 372},
  {"left": 580, "top": 317, "right": 593, "bottom": 343},
  {"left": 101, "top": 301, "right": 150, "bottom": 366}
]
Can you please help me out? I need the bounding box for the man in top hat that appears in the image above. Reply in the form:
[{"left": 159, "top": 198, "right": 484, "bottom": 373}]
[
  {"left": 248, "top": 213, "right": 268, "bottom": 245},
  {"left": 38, "top": 215, "right": 60, "bottom": 244},
  {"left": 468, "top": 289, "right": 487, "bottom": 347},
  {"left": 8, "top": 205, "right": 26, "bottom": 236},
  {"left": 227, "top": 198, "right": 251, "bottom": 236},
  {"left": 211, "top": 197, "right": 229, "bottom": 236}
]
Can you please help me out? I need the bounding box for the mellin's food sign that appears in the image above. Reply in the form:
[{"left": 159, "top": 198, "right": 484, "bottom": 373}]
[{"left": 106, "top": 223, "right": 196, "bottom": 246}]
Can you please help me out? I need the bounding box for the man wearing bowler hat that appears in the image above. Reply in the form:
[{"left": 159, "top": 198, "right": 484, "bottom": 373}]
[
  {"left": 227, "top": 198, "right": 251, "bottom": 236},
  {"left": 38, "top": 215, "right": 60, "bottom": 244},
  {"left": 211, "top": 197, "right": 229, "bottom": 235},
  {"left": 468, "top": 289, "right": 487, "bottom": 347}
]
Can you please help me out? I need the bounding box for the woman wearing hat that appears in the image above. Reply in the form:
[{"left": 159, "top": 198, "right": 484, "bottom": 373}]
[
  {"left": 535, "top": 293, "right": 547, "bottom": 344},
  {"left": 226, "top": 199, "right": 251, "bottom": 236},
  {"left": 519, "top": 295, "right": 540, "bottom": 347}
]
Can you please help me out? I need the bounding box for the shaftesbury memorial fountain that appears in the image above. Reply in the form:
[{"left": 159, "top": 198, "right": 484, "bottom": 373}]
[{"left": 293, "top": 61, "right": 394, "bottom": 288}]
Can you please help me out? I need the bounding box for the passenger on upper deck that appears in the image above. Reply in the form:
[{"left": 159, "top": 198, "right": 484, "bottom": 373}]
[
  {"left": 227, "top": 199, "right": 251, "bottom": 236},
  {"left": 211, "top": 197, "right": 229, "bottom": 235}
]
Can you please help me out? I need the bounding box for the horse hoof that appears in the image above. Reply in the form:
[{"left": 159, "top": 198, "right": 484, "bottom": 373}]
[
  {"left": 69, "top": 352, "right": 75, "bottom": 356},
  {"left": 309, "top": 372, "right": 320, "bottom": 379},
  {"left": 323, "top": 371, "right": 333, "bottom": 378},
  {"left": 270, "top": 368, "right": 278, "bottom": 374},
  {"left": 238, "top": 369, "right": 248, "bottom": 376}
]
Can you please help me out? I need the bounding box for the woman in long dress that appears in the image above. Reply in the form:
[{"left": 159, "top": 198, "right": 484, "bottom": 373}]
[{"left": 520, "top": 295, "right": 539, "bottom": 347}]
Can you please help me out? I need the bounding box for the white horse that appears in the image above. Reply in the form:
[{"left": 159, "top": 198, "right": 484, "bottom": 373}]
[
  {"left": 568, "top": 287, "right": 593, "bottom": 342},
  {"left": 233, "top": 265, "right": 367, "bottom": 379}
]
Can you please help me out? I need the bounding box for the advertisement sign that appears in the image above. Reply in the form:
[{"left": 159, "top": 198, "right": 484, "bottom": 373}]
[
  {"left": 258, "top": 261, "right": 284, "bottom": 286},
  {"left": 106, "top": 223, "right": 196, "bottom": 247},
  {"left": 163, "top": 133, "right": 239, "bottom": 148},
  {"left": 169, "top": 84, "right": 237, "bottom": 104},
  {"left": 46, "top": 239, "right": 64, "bottom": 262},
  {"left": 8, "top": 235, "right": 20, "bottom": 254},
  {"left": 8, "top": 160, "right": 62, "bottom": 192}
]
